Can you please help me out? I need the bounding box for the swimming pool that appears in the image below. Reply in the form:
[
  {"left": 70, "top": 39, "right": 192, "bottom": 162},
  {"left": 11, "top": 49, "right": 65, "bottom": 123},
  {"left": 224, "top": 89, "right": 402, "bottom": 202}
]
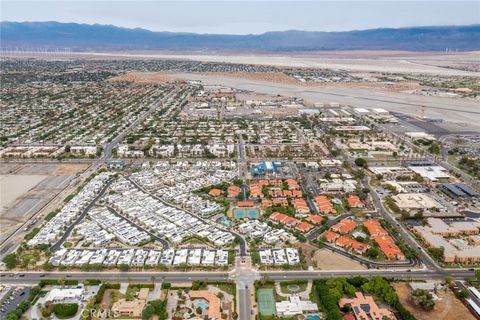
[
  {"left": 233, "top": 208, "right": 259, "bottom": 219},
  {"left": 194, "top": 299, "right": 209, "bottom": 310},
  {"left": 221, "top": 218, "right": 232, "bottom": 226},
  {"left": 306, "top": 315, "right": 321, "bottom": 320}
]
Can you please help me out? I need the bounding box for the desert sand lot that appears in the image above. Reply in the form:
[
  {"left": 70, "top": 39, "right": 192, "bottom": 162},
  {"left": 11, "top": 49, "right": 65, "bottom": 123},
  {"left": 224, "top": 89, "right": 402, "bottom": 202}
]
[
  {"left": 314, "top": 249, "right": 366, "bottom": 270},
  {"left": 0, "top": 163, "right": 89, "bottom": 242},
  {"left": 0, "top": 174, "right": 47, "bottom": 212},
  {"left": 393, "top": 282, "right": 475, "bottom": 320}
]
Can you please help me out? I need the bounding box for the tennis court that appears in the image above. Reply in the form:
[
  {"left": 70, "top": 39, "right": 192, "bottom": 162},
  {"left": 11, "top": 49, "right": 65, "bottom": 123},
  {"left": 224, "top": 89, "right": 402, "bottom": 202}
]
[
  {"left": 257, "top": 288, "right": 276, "bottom": 316},
  {"left": 233, "top": 208, "right": 259, "bottom": 219}
]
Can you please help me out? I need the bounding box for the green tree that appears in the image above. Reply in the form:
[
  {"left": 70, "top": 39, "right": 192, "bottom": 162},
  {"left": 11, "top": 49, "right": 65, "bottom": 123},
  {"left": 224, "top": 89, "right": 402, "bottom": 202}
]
[
  {"left": 2, "top": 253, "right": 16, "bottom": 269},
  {"left": 142, "top": 305, "right": 155, "bottom": 320},
  {"left": 53, "top": 303, "right": 79, "bottom": 317},
  {"left": 119, "top": 263, "right": 130, "bottom": 272},
  {"left": 455, "top": 290, "right": 469, "bottom": 299},
  {"left": 410, "top": 289, "right": 435, "bottom": 311},
  {"left": 366, "top": 247, "right": 380, "bottom": 259},
  {"left": 354, "top": 158, "right": 367, "bottom": 167},
  {"left": 428, "top": 247, "right": 445, "bottom": 261}
]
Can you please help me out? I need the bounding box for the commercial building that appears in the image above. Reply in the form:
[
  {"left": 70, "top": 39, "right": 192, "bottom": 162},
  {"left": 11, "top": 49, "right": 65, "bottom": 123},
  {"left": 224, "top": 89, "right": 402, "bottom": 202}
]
[
  {"left": 45, "top": 285, "right": 86, "bottom": 304},
  {"left": 441, "top": 183, "right": 479, "bottom": 198},
  {"left": 413, "top": 218, "right": 480, "bottom": 263},
  {"left": 408, "top": 165, "right": 450, "bottom": 183},
  {"left": 391, "top": 193, "right": 438, "bottom": 212},
  {"left": 275, "top": 296, "right": 318, "bottom": 317}
]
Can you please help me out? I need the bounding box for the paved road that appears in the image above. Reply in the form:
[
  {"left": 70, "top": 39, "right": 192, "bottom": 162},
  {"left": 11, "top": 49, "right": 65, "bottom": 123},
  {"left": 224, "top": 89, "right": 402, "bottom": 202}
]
[
  {"left": 237, "top": 134, "right": 249, "bottom": 200},
  {"left": 51, "top": 179, "right": 113, "bottom": 251},
  {"left": 456, "top": 280, "right": 480, "bottom": 316},
  {"left": 367, "top": 177, "right": 441, "bottom": 271},
  {"left": 102, "top": 89, "right": 176, "bottom": 159},
  {"left": 290, "top": 162, "right": 320, "bottom": 214},
  {"left": 0, "top": 286, "right": 30, "bottom": 318},
  {"left": 0, "top": 268, "right": 476, "bottom": 285},
  {"left": 106, "top": 206, "right": 170, "bottom": 249},
  {"left": 230, "top": 257, "right": 260, "bottom": 320}
]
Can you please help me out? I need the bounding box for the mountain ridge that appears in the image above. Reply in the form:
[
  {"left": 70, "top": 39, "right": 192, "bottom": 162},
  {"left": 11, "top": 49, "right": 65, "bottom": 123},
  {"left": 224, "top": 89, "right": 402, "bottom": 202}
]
[{"left": 2, "top": 21, "right": 479, "bottom": 51}]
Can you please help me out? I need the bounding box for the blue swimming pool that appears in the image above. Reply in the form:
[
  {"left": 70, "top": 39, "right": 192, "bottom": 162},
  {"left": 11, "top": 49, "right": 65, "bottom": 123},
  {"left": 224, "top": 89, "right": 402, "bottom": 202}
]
[
  {"left": 197, "top": 301, "right": 208, "bottom": 310},
  {"left": 233, "top": 208, "right": 259, "bottom": 219},
  {"left": 306, "top": 315, "right": 321, "bottom": 320}
]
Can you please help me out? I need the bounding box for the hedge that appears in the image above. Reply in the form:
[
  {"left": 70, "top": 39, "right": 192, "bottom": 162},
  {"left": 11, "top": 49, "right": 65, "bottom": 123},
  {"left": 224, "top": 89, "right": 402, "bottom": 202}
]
[
  {"left": 53, "top": 303, "right": 78, "bottom": 318},
  {"left": 39, "top": 279, "right": 78, "bottom": 287}
]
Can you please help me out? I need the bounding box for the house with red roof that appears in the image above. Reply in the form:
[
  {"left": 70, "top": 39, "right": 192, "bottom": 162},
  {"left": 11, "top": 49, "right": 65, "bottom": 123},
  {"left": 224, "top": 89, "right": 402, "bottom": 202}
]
[
  {"left": 314, "top": 195, "right": 337, "bottom": 214},
  {"left": 363, "top": 219, "right": 388, "bottom": 237},
  {"left": 322, "top": 231, "right": 340, "bottom": 242},
  {"left": 261, "top": 199, "right": 273, "bottom": 207},
  {"left": 273, "top": 199, "right": 289, "bottom": 206},
  {"left": 292, "top": 199, "right": 310, "bottom": 214},
  {"left": 209, "top": 189, "right": 223, "bottom": 197},
  {"left": 306, "top": 215, "right": 323, "bottom": 225},
  {"left": 270, "top": 212, "right": 289, "bottom": 223},
  {"left": 292, "top": 190, "right": 303, "bottom": 198},
  {"left": 347, "top": 195, "right": 365, "bottom": 208},
  {"left": 296, "top": 221, "right": 314, "bottom": 233},
  {"left": 374, "top": 235, "right": 405, "bottom": 260},
  {"left": 335, "top": 236, "right": 370, "bottom": 255},
  {"left": 331, "top": 218, "right": 357, "bottom": 234},
  {"left": 339, "top": 292, "right": 395, "bottom": 320},
  {"left": 227, "top": 185, "right": 241, "bottom": 198},
  {"left": 286, "top": 179, "right": 300, "bottom": 190},
  {"left": 249, "top": 183, "right": 264, "bottom": 198}
]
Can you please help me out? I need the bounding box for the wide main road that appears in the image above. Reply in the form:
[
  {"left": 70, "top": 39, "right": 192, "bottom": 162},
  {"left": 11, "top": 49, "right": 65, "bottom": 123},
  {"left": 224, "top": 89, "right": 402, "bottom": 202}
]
[{"left": 0, "top": 268, "right": 476, "bottom": 285}]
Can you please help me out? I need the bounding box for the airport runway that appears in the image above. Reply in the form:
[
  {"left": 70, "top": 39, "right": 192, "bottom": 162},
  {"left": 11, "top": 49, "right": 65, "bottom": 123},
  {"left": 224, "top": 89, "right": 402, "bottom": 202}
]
[{"left": 171, "top": 73, "right": 480, "bottom": 132}]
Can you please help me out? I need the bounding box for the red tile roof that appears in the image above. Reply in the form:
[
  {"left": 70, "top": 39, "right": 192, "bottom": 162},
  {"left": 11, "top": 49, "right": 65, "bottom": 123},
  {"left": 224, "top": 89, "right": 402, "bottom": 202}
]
[
  {"left": 237, "top": 201, "right": 255, "bottom": 207},
  {"left": 296, "top": 222, "right": 314, "bottom": 233},
  {"left": 306, "top": 215, "right": 323, "bottom": 225},
  {"left": 331, "top": 218, "right": 357, "bottom": 234},
  {"left": 209, "top": 189, "right": 223, "bottom": 197},
  {"left": 314, "top": 195, "right": 337, "bottom": 214},
  {"left": 227, "top": 185, "right": 241, "bottom": 198},
  {"left": 323, "top": 231, "right": 340, "bottom": 242},
  {"left": 347, "top": 195, "right": 365, "bottom": 208}
]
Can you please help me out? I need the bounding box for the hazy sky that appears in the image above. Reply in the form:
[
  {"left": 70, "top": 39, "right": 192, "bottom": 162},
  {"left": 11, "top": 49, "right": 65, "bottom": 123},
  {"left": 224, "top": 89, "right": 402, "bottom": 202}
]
[{"left": 2, "top": 0, "right": 479, "bottom": 34}]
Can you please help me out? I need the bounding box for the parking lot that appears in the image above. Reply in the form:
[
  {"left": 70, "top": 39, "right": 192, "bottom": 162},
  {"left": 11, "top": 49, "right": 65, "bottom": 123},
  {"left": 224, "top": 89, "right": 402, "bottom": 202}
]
[{"left": 0, "top": 285, "right": 30, "bottom": 318}]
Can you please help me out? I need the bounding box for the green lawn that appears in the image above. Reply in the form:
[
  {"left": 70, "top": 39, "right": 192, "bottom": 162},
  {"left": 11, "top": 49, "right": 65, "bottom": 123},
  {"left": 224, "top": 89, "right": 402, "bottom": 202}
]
[
  {"left": 215, "top": 283, "right": 236, "bottom": 296},
  {"left": 279, "top": 281, "right": 308, "bottom": 294}
]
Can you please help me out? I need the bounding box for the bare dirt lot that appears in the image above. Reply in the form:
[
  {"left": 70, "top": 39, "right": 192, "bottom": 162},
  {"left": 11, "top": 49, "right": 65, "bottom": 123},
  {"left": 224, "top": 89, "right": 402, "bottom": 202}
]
[
  {"left": 111, "top": 72, "right": 175, "bottom": 84},
  {"left": 393, "top": 282, "right": 475, "bottom": 320},
  {"left": 54, "top": 163, "right": 90, "bottom": 175},
  {"left": 0, "top": 163, "right": 89, "bottom": 242},
  {"left": 0, "top": 174, "right": 47, "bottom": 211},
  {"left": 313, "top": 249, "right": 366, "bottom": 270}
]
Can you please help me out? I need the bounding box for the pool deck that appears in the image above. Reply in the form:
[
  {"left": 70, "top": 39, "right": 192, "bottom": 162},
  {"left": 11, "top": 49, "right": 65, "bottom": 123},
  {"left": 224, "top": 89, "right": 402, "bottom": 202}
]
[{"left": 190, "top": 290, "right": 221, "bottom": 319}]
